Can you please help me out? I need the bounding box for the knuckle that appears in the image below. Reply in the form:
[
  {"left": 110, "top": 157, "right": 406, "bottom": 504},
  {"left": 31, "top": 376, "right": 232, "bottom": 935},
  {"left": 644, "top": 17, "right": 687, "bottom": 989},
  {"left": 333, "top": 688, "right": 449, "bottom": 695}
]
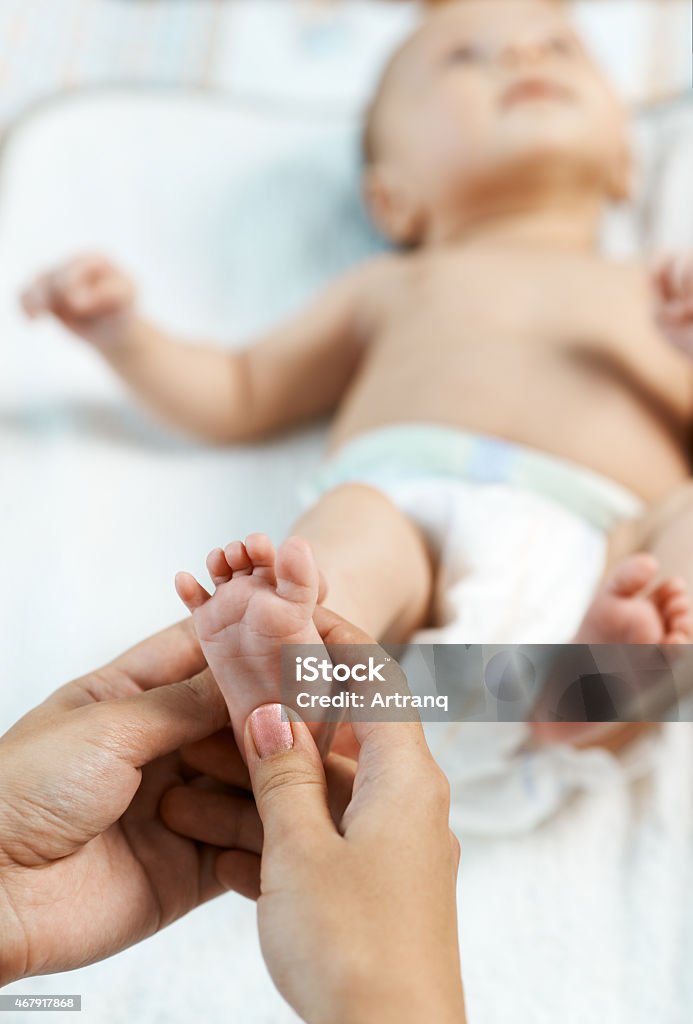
[
  {"left": 81, "top": 702, "right": 135, "bottom": 761},
  {"left": 173, "top": 676, "right": 220, "bottom": 721},
  {"left": 257, "top": 760, "right": 319, "bottom": 804}
]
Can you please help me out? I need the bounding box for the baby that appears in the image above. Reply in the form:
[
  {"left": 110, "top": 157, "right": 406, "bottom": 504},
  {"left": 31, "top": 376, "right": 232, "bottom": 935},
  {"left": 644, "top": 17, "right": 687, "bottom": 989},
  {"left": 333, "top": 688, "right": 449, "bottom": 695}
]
[{"left": 22, "top": 0, "right": 693, "bottom": 748}]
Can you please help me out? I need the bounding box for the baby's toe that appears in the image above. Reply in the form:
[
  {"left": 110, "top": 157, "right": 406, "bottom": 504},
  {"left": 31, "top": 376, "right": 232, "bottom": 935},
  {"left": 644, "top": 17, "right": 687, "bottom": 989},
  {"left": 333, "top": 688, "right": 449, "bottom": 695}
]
[
  {"left": 664, "top": 618, "right": 692, "bottom": 644},
  {"left": 224, "top": 540, "right": 253, "bottom": 577},
  {"left": 653, "top": 578, "right": 693, "bottom": 643},
  {"left": 607, "top": 553, "right": 659, "bottom": 598},
  {"left": 663, "top": 594, "right": 691, "bottom": 618},
  {"left": 664, "top": 601, "right": 693, "bottom": 644},
  {"left": 207, "top": 547, "right": 233, "bottom": 587},
  {"left": 652, "top": 578, "right": 689, "bottom": 615},
  {"left": 245, "top": 533, "right": 277, "bottom": 582},
  {"left": 275, "top": 536, "right": 320, "bottom": 608},
  {"left": 175, "top": 571, "right": 212, "bottom": 612}
]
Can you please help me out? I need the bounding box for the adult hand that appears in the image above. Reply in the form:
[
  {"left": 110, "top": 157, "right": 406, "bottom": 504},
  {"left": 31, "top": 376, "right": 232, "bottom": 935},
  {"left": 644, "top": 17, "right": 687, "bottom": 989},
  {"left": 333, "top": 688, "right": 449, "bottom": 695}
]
[
  {"left": 164, "top": 610, "right": 466, "bottom": 1024},
  {"left": 0, "top": 619, "right": 229, "bottom": 985}
]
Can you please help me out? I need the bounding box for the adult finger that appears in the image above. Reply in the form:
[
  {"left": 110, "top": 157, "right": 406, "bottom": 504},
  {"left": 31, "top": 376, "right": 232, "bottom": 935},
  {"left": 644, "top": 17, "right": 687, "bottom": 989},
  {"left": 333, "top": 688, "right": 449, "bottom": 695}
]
[
  {"left": 88, "top": 667, "right": 229, "bottom": 766},
  {"left": 181, "top": 728, "right": 250, "bottom": 789},
  {"left": 161, "top": 786, "right": 263, "bottom": 853},
  {"left": 245, "top": 705, "right": 335, "bottom": 849},
  {"left": 314, "top": 605, "right": 432, "bottom": 774},
  {"left": 215, "top": 850, "right": 261, "bottom": 901},
  {"left": 181, "top": 726, "right": 355, "bottom": 832}
]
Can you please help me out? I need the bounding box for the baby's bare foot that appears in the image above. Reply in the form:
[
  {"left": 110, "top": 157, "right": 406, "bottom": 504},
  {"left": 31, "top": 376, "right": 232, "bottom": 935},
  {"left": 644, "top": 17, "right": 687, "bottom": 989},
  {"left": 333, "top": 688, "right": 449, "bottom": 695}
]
[
  {"left": 532, "top": 555, "right": 691, "bottom": 748},
  {"left": 176, "top": 533, "right": 324, "bottom": 754},
  {"left": 576, "top": 553, "right": 692, "bottom": 645}
]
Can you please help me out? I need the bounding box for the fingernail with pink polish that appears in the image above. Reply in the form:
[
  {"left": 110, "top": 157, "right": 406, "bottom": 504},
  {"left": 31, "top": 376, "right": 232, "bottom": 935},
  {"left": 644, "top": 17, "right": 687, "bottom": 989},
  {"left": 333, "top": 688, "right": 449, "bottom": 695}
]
[{"left": 249, "top": 704, "right": 294, "bottom": 759}]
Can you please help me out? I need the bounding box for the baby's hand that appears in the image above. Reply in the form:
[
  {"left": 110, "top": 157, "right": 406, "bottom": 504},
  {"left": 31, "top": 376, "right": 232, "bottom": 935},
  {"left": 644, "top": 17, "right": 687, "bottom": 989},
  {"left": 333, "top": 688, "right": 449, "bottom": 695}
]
[
  {"left": 653, "top": 253, "right": 693, "bottom": 358},
  {"left": 21, "top": 254, "right": 137, "bottom": 347}
]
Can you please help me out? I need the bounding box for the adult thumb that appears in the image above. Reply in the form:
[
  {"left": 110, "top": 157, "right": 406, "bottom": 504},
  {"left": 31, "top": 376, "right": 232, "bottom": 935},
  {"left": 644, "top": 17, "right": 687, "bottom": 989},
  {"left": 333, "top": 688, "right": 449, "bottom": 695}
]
[
  {"left": 245, "top": 705, "right": 334, "bottom": 848},
  {"left": 88, "top": 668, "right": 229, "bottom": 767}
]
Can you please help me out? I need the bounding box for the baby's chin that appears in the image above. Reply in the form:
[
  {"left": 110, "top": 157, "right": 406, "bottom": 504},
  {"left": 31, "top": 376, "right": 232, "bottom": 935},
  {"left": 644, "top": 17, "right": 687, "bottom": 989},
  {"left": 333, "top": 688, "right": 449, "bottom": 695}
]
[
  {"left": 493, "top": 107, "right": 615, "bottom": 160},
  {"left": 475, "top": 133, "right": 616, "bottom": 187}
]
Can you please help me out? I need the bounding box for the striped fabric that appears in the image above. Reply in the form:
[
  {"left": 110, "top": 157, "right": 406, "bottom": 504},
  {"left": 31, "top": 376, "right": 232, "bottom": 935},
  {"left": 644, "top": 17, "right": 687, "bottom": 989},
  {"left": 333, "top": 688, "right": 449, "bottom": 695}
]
[
  {"left": 0, "top": 0, "right": 229, "bottom": 128},
  {"left": 0, "top": 1, "right": 689, "bottom": 134}
]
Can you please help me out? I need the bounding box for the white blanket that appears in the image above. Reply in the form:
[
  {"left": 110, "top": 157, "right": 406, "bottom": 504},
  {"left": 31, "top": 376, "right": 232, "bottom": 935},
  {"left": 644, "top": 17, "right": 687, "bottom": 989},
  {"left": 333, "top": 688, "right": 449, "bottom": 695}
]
[{"left": 1, "top": 90, "right": 692, "bottom": 1023}]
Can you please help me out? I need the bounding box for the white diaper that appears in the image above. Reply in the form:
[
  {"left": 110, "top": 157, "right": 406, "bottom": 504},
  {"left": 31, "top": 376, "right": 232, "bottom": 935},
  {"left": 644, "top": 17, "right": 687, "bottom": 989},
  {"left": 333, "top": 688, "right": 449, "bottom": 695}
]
[
  {"left": 305, "top": 424, "right": 650, "bottom": 833},
  {"left": 366, "top": 473, "right": 616, "bottom": 645},
  {"left": 306, "top": 423, "right": 644, "bottom": 644}
]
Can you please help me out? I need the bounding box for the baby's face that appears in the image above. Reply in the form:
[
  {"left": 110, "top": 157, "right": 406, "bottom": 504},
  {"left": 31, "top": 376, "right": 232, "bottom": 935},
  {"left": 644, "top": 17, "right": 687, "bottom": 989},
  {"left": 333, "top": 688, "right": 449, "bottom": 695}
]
[{"left": 366, "top": 0, "right": 630, "bottom": 243}]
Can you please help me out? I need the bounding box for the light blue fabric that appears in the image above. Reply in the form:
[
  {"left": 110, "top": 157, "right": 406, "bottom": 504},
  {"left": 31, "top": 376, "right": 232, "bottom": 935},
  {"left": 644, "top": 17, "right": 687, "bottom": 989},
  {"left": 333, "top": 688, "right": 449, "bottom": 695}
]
[{"left": 306, "top": 424, "right": 644, "bottom": 532}]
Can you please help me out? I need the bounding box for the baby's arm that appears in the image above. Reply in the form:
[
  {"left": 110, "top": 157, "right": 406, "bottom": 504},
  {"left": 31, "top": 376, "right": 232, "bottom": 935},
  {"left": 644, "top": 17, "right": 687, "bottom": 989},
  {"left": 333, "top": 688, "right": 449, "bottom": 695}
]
[
  {"left": 21, "top": 253, "right": 375, "bottom": 442},
  {"left": 653, "top": 253, "right": 693, "bottom": 358}
]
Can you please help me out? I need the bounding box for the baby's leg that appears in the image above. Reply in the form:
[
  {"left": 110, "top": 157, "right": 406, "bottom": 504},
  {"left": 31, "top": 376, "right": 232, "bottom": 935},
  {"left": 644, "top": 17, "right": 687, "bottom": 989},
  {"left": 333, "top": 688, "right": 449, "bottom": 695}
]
[{"left": 291, "top": 483, "right": 433, "bottom": 642}]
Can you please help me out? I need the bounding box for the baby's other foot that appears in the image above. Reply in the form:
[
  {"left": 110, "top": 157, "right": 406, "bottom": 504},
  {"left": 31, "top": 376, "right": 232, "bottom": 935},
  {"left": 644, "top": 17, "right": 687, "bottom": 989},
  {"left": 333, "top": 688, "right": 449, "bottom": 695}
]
[
  {"left": 575, "top": 553, "right": 692, "bottom": 645},
  {"left": 176, "top": 533, "right": 324, "bottom": 754}
]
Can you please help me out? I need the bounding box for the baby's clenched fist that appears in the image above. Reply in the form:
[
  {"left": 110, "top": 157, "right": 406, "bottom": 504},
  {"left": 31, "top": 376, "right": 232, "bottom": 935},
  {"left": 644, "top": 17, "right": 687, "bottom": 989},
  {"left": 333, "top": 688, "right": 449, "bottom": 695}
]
[
  {"left": 653, "top": 253, "right": 693, "bottom": 357},
  {"left": 21, "top": 254, "right": 137, "bottom": 347}
]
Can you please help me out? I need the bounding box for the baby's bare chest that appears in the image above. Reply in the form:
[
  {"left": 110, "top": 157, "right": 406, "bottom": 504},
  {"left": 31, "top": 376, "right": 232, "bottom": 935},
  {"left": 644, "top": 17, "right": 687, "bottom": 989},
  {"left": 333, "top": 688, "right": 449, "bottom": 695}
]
[
  {"left": 368, "top": 255, "right": 692, "bottom": 411},
  {"left": 384, "top": 257, "right": 640, "bottom": 348}
]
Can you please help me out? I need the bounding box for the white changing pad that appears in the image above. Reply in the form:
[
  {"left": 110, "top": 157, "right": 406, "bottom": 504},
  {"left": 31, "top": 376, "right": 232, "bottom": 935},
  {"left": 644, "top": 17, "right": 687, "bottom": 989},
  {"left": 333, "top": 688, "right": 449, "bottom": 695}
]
[
  {"left": 0, "top": 90, "right": 386, "bottom": 724},
  {"left": 1, "top": 89, "right": 693, "bottom": 1023},
  {"left": 1, "top": 86, "right": 691, "bottom": 705}
]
